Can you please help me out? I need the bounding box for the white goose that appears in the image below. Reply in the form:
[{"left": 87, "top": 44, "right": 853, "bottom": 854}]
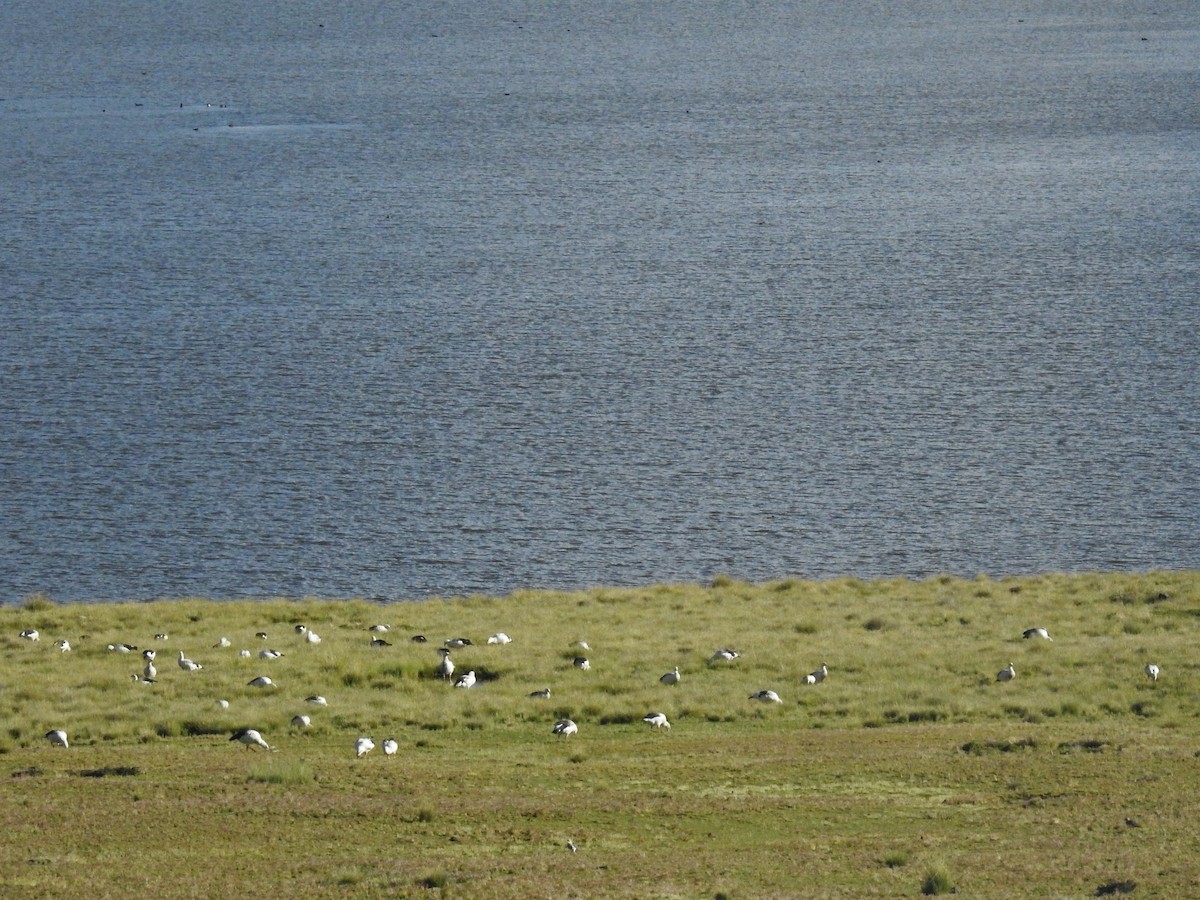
[
  {"left": 804, "top": 663, "right": 829, "bottom": 685},
  {"left": 382, "top": 738, "right": 399, "bottom": 757},
  {"left": 144, "top": 660, "right": 157, "bottom": 680},
  {"left": 552, "top": 719, "right": 578, "bottom": 736},
  {"left": 291, "top": 715, "right": 311, "bottom": 728},
  {"left": 305, "top": 630, "right": 321, "bottom": 644},
  {"left": 997, "top": 662, "right": 1016, "bottom": 682},
  {"left": 1023, "top": 627, "right": 1053, "bottom": 641},
  {"left": 305, "top": 695, "right": 328, "bottom": 706},
  {"left": 45, "top": 729, "right": 68, "bottom": 748},
  {"left": 487, "top": 632, "right": 512, "bottom": 645},
  {"left": 230, "top": 728, "right": 270, "bottom": 751},
  {"left": 19, "top": 629, "right": 39, "bottom": 641},
  {"left": 659, "top": 666, "right": 681, "bottom": 686},
  {"left": 453, "top": 670, "right": 477, "bottom": 689},
  {"left": 54, "top": 639, "right": 71, "bottom": 652},
  {"left": 643, "top": 712, "right": 671, "bottom": 730},
  {"left": 1145, "top": 663, "right": 1160, "bottom": 682},
  {"left": 709, "top": 648, "right": 739, "bottom": 663},
  {"left": 355, "top": 737, "right": 375, "bottom": 758},
  {"left": 435, "top": 648, "right": 455, "bottom": 681},
  {"left": 247, "top": 675, "right": 274, "bottom": 688},
  {"left": 573, "top": 657, "right": 591, "bottom": 671},
  {"left": 178, "top": 650, "right": 202, "bottom": 671}
]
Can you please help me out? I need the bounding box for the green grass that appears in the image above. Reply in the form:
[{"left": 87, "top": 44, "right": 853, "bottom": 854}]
[{"left": 1, "top": 571, "right": 1199, "bottom": 896}]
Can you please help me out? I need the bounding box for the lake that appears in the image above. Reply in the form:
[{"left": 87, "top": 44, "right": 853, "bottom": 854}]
[{"left": 1, "top": 0, "right": 1197, "bottom": 603}]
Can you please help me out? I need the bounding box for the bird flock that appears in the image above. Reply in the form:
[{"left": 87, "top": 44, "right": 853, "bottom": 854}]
[{"left": 14, "top": 617, "right": 1167, "bottom": 757}]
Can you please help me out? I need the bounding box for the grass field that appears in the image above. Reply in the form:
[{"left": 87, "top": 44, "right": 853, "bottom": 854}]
[{"left": 1, "top": 571, "right": 1198, "bottom": 897}]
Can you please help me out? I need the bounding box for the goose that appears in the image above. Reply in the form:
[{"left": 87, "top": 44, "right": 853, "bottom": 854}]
[
  {"left": 1023, "top": 627, "right": 1053, "bottom": 641},
  {"left": 1145, "top": 663, "right": 1160, "bottom": 682},
  {"left": 749, "top": 690, "right": 783, "bottom": 703},
  {"left": 217, "top": 699, "right": 230, "bottom": 709},
  {"left": 45, "top": 729, "right": 68, "bottom": 748},
  {"left": 370, "top": 638, "right": 392, "bottom": 647},
  {"left": 109, "top": 642, "right": 137, "bottom": 653},
  {"left": 19, "top": 629, "right": 39, "bottom": 641},
  {"left": 487, "top": 632, "right": 512, "bottom": 645},
  {"left": 997, "top": 662, "right": 1016, "bottom": 682},
  {"left": 805, "top": 663, "right": 829, "bottom": 685},
  {"left": 445, "top": 637, "right": 472, "bottom": 649},
  {"left": 305, "top": 630, "right": 321, "bottom": 644},
  {"left": 213, "top": 637, "right": 231, "bottom": 648},
  {"left": 573, "top": 657, "right": 591, "bottom": 671},
  {"left": 143, "top": 660, "right": 157, "bottom": 680},
  {"left": 572, "top": 641, "right": 590, "bottom": 651},
  {"left": 410, "top": 634, "right": 428, "bottom": 643},
  {"left": 552, "top": 719, "right": 578, "bottom": 736},
  {"left": 643, "top": 712, "right": 671, "bottom": 730},
  {"left": 454, "top": 670, "right": 477, "bottom": 689},
  {"left": 368, "top": 624, "right": 391, "bottom": 633},
  {"left": 355, "top": 737, "right": 375, "bottom": 758},
  {"left": 294, "top": 625, "right": 307, "bottom": 635},
  {"left": 142, "top": 649, "right": 156, "bottom": 661},
  {"left": 709, "top": 648, "right": 739, "bottom": 663},
  {"left": 291, "top": 715, "right": 311, "bottom": 728},
  {"left": 239, "top": 649, "right": 252, "bottom": 658},
  {"left": 567, "top": 839, "right": 578, "bottom": 853},
  {"left": 256, "top": 632, "right": 268, "bottom": 640},
  {"left": 259, "top": 649, "right": 284, "bottom": 660},
  {"left": 435, "top": 648, "right": 455, "bottom": 680},
  {"left": 659, "top": 666, "right": 681, "bottom": 686},
  {"left": 382, "top": 738, "right": 398, "bottom": 757},
  {"left": 154, "top": 633, "right": 169, "bottom": 641},
  {"left": 130, "top": 674, "right": 156, "bottom": 685},
  {"left": 247, "top": 675, "right": 274, "bottom": 688},
  {"left": 305, "top": 695, "right": 328, "bottom": 706},
  {"left": 54, "top": 639, "right": 71, "bottom": 652},
  {"left": 230, "top": 728, "right": 270, "bottom": 751},
  {"left": 177, "top": 650, "right": 202, "bottom": 671},
  {"left": 528, "top": 688, "right": 552, "bottom": 699}
]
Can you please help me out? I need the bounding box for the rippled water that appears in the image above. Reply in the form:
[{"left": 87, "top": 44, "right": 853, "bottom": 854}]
[{"left": 1, "top": 0, "right": 1197, "bottom": 603}]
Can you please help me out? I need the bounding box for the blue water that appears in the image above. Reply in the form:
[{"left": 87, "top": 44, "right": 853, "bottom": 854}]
[{"left": 1, "top": 0, "right": 1197, "bottom": 603}]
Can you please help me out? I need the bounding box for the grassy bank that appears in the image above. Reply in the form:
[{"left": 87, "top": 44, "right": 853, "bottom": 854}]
[{"left": 1, "top": 571, "right": 1198, "bottom": 897}]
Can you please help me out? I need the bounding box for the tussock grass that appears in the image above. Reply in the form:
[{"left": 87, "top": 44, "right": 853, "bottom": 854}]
[{"left": 1, "top": 572, "right": 1198, "bottom": 896}]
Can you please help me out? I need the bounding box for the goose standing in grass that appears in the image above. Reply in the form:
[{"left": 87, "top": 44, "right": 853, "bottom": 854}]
[
  {"left": 54, "top": 639, "right": 71, "bottom": 652},
  {"left": 453, "top": 670, "right": 477, "bottom": 689},
  {"left": 1145, "top": 663, "right": 1160, "bottom": 682},
  {"left": 1023, "top": 627, "right": 1053, "bottom": 641},
  {"left": 230, "top": 728, "right": 270, "bottom": 751},
  {"left": 20, "top": 629, "right": 39, "bottom": 641},
  {"left": 805, "top": 663, "right": 829, "bottom": 685},
  {"left": 247, "top": 675, "right": 274, "bottom": 688},
  {"left": 383, "top": 738, "right": 398, "bottom": 757},
  {"left": 144, "top": 659, "right": 157, "bottom": 680},
  {"left": 291, "top": 715, "right": 311, "bottom": 728},
  {"left": 305, "top": 630, "right": 321, "bottom": 644},
  {"left": 643, "top": 712, "right": 671, "bottom": 730},
  {"left": 355, "top": 737, "right": 375, "bottom": 758},
  {"left": 659, "top": 666, "right": 681, "bottom": 686},
  {"left": 997, "top": 662, "right": 1016, "bottom": 682},
  {"left": 709, "top": 648, "right": 739, "bottom": 663},
  {"left": 487, "top": 632, "right": 512, "bottom": 645},
  {"left": 45, "top": 729, "right": 68, "bottom": 748},
  {"left": 573, "top": 656, "right": 591, "bottom": 671},
  {"left": 435, "top": 648, "right": 455, "bottom": 681},
  {"left": 178, "top": 650, "right": 202, "bottom": 671},
  {"left": 749, "top": 690, "right": 783, "bottom": 703},
  {"left": 553, "top": 719, "right": 578, "bottom": 736}
]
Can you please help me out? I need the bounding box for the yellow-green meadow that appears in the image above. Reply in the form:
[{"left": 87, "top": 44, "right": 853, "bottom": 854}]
[{"left": 2, "top": 571, "right": 1198, "bottom": 897}]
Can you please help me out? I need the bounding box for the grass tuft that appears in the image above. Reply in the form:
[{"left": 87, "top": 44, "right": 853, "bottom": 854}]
[{"left": 921, "top": 861, "right": 955, "bottom": 895}]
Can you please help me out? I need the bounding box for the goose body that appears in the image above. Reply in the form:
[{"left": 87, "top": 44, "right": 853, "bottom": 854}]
[
  {"left": 305, "top": 631, "right": 321, "bottom": 644},
  {"left": 20, "top": 629, "right": 39, "bottom": 641},
  {"left": 659, "top": 666, "right": 681, "bottom": 686},
  {"left": 643, "top": 712, "right": 671, "bottom": 730},
  {"left": 55, "top": 639, "right": 71, "bottom": 652},
  {"left": 435, "top": 648, "right": 455, "bottom": 680},
  {"left": 997, "top": 663, "right": 1016, "bottom": 682},
  {"left": 1023, "top": 627, "right": 1053, "bottom": 641},
  {"left": 291, "top": 715, "right": 311, "bottom": 728},
  {"left": 528, "top": 688, "right": 552, "bottom": 699},
  {"left": 306, "top": 695, "right": 328, "bottom": 706},
  {"left": 552, "top": 718, "right": 578, "bottom": 736},
  {"left": 382, "top": 738, "right": 399, "bottom": 757},
  {"left": 355, "top": 737, "right": 375, "bottom": 758},
  {"left": 259, "top": 649, "right": 283, "bottom": 660},
  {"left": 573, "top": 657, "right": 591, "bottom": 671},
  {"left": 230, "top": 728, "right": 270, "bottom": 751},
  {"left": 487, "top": 632, "right": 512, "bottom": 644},
  {"left": 144, "top": 660, "right": 157, "bottom": 679},
  {"left": 453, "top": 670, "right": 477, "bottom": 689},
  {"left": 709, "top": 648, "right": 739, "bottom": 663},
  {"left": 368, "top": 624, "right": 390, "bottom": 633},
  {"left": 178, "top": 651, "right": 202, "bottom": 671},
  {"left": 1145, "top": 663, "right": 1160, "bottom": 682},
  {"left": 247, "top": 675, "right": 274, "bottom": 688},
  {"left": 45, "top": 729, "right": 68, "bottom": 748},
  {"left": 445, "top": 637, "right": 472, "bottom": 648}
]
